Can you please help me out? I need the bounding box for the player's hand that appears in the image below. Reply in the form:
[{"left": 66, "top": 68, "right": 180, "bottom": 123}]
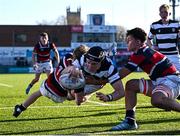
[
  {"left": 33, "top": 63, "right": 38, "bottom": 71},
  {"left": 152, "top": 45, "right": 159, "bottom": 51},
  {"left": 68, "top": 66, "right": 82, "bottom": 79},
  {"left": 75, "top": 91, "right": 85, "bottom": 106},
  {"left": 96, "top": 92, "right": 109, "bottom": 102},
  {"left": 67, "top": 90, "right": 75, "bottom": 101}
]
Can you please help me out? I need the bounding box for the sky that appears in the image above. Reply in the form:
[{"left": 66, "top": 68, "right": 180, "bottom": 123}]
[{"left": 0, "top": 0, "right": 179, "bottom": 32}]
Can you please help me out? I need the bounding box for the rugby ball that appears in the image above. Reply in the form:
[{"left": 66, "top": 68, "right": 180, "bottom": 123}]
[{"left": 59, "top": 68, "right": 85, "bottom": 90}]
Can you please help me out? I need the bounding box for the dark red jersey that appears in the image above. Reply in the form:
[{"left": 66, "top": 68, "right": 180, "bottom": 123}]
[
  {"left": 59, "top": 53, "right": 73, "bottom": 68},
  {"left": 44, "top": 53, "right": 73, "bottom": 97},
  {"left": 44, "top": 66, "right": 68, "bottom": 97},
  {"left": 125, "top": 46, "right": 177, "bottom": 81},
  {"left": 33, "top": 42, "right": 56, "bottom": 63}
]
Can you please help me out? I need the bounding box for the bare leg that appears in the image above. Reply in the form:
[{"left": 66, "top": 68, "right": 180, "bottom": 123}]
[
  {"left": 110, "top": 79, "right": 141, "bottom": 130},
  {"left": 23, "top": 90, "right": 42, "bottom": 108},
  {"left": 151, "top": 92, "right": 180, "bottom": 112},
  {"left": 30, "top": 73, "right": 41, "bottom": 86},
  {"left": 125, "top": 79, "right": 153, "bottom": 110},
  {"left": 26, "top": 73, "right": 41, "bottom": 94},
  {"left": 13, "top": 90, "right": 42, "bottom": 117},
  {"left": 125, "top": 80, "right": 140, "bottom": 110}
]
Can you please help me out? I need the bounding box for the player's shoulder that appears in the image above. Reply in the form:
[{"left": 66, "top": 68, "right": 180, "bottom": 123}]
[
  {"left": 61, "top": 53, "right": 73, "bottom": 68},
  {"left": 152, "top": 20, "right": 162, "bottom": 25},
  {"left": 50, "top": 42, "right": 57, "bottom": 48},
  {"left": 100, "top": 57, "right": 114, "bottom": 70},
  {"left": 169, "top": 19, "right": 179, "bottom": 24},
  {"left": 34, "top": 42, "right": 40, "bottom": 46},
  {"left": 33, "top": 42, "right": 40, "bottom": 50}
]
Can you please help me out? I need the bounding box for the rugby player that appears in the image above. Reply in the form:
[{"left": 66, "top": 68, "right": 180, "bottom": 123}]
[
  {"left": 13, "top": 53, "right": 83, "bottom": 118},
  {"left": 111, "top": 27, "right": 180, "bottom": 131},
  {"left": 25, "top": 32, "right": 60, "bottom": 94}
]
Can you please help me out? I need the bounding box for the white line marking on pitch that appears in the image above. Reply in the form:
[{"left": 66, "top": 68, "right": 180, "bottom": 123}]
[
  {"left": 82, "top": 129, "right": 161, "bottom": 135},
  {"left": 0, "top": 83, "right": 13, "bottom": 88},
  {"left": 86, "top": 100, "right": 111, "bottom": 106},
  {"left": 0, "top": 103, "right": 151, "bottom": 110}
]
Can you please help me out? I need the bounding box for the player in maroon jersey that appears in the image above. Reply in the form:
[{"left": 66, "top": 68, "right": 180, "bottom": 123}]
[
  {"left": 13, "top": 45, "right": 91, "bottom": 118},
  {"left": 13, "top": 52, "right": 85, "bottom": 118},
  {"left": 25, "top": 32, "right": 60, "bottom": 94},
  {"left": 109, "top": 27, "right": 180, "bottom": 131}
]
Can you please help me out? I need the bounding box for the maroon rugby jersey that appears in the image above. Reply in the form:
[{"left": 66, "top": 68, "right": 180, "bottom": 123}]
[
  {"left": 33, "top": 42, "right": 56, "bottom": 63},
  {"left": 44, "top": 66, "right": 68, "bottom": 97},
  {"left": 125, "top": 45, "right": 177, "bottom": 81},
  {"left": 44, "top": 53, "right": 73, "bottom": 97}
]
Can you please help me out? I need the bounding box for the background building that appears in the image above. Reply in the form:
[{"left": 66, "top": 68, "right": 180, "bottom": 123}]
[{"left": 0, "top": 9, "right": 129, "bottom": 73}]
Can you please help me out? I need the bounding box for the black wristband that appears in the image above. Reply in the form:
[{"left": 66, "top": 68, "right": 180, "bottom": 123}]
[{"left": 107, "top": 94, "right": 113, "bottom": 101}]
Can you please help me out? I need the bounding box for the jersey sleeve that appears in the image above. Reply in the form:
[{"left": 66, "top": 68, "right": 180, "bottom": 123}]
[
  {"left": 33, "top": 44, "right": 38, "bottom": 54},
  {"left": 105, "top": 58, "right": 121, "bottom": 84},
  {"left": 51, "top": 43, "right": 57, "bottom": 50},
  {"left": 148, "top": 24, "right": 155, "bottom": 40},
  {"left": 124, "top": 54, "right": 141, "bottom": 72},
  {"left": 108, "top": 65, "right": 121, "bottom": 85}
]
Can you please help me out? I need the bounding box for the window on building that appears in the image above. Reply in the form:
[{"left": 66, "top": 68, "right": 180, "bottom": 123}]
[
  {"left": 15, "top": 34, "right": 27, "bottom": 42},
  {"left": 72, "top": 33, "right": 112, "bottom": 43}
]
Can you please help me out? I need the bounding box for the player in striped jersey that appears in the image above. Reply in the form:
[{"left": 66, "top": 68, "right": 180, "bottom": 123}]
[
  {"left": 72, "top": 46, "right": 125, "bottom": 103},
  {"left": 111, "top": 27, "right": 180, "bottom": 131},
  {"left": 147, "top": 4, "right": 180, "bottom": 100},
  {"left": 13, "top": 53, "right": 84, "bottom": 118},
  {"left": 147, "top": 4, "right": 180, "bottom": 71},
  {"left": 25, "top": 32, "right": 60, "bottom": 94}
]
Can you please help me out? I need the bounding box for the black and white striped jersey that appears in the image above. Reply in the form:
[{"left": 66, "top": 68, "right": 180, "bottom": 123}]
[
  {"left": 73, "top": 55, "right": 120, "bottom": 85},
  {"left": 148, "top": 19, "right": 180, "bottom": 55}
]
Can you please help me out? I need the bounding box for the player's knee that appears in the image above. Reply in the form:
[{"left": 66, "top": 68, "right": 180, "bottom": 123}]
[
  {"left": 151, "top": 93, "right": 163, "bottom": 107},
  {"left": 125, "top": 79, "right": 139, "bottom": 92}
]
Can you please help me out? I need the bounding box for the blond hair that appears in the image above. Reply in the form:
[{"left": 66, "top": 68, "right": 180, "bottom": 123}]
[
  {"left": 73, "top": 44, "right": 90, "bottom": 60},
  {"left": 159, "top": 4, "right": 170, "bottom": 11}
]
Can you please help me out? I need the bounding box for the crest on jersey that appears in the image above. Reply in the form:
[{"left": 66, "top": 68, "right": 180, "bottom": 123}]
[{"left": 172, "top": 28, "right": 175, "bottom": 32}]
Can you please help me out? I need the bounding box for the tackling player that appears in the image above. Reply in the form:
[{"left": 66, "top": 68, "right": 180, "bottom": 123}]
[{"left": 111, "top": 27, "right": 180, "bottom": 131}]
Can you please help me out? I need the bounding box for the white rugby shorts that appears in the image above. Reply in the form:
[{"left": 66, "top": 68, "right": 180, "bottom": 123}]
[
  {"left": 139, "top": 75, "right": 180, "bottom": 99},
  {"left": 166, "top": 55, "right": 180, "bottom": 72},
  {"left": 35, "top": 61, "right": 53, "bottom": 74},
  {"left": 39, "top": 81, "right": 67, "bottom": 103}
]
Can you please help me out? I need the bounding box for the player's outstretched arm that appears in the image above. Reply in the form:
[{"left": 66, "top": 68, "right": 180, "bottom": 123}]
[{"left": 96, "top": 80, "right": 125, "bottom": 102}]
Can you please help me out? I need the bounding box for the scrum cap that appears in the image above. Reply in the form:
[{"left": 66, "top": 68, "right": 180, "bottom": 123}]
[{"left": 85, "top": 46, "right": 105, "bottom": 62}]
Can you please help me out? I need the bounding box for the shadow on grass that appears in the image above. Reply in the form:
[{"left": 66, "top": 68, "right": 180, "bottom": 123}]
[
  {"left": 82, "top": 107, "right": 124, "bottom": 112},
  {"left": 0, "top": 122, "right": 116, "bottom": 135},
  {"left": 136, "top": 105, "right": 154, "bottom": 109},
  {"left": 2, "top": 121, "right": 180, "bottom": 135},
  {"left": 138, "top": 118, "right": 180, "bottom": 125},
  {"left": 136, "top": 130, "right": 180, "bottom": 135},
  {"left": 1, "top": 111, "right": 117, "bottom": 123}
]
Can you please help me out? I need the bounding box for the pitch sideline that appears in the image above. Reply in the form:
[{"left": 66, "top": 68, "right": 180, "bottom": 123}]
[{"left": 0, "top": 83, "right": 13, "bottom": 88}]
